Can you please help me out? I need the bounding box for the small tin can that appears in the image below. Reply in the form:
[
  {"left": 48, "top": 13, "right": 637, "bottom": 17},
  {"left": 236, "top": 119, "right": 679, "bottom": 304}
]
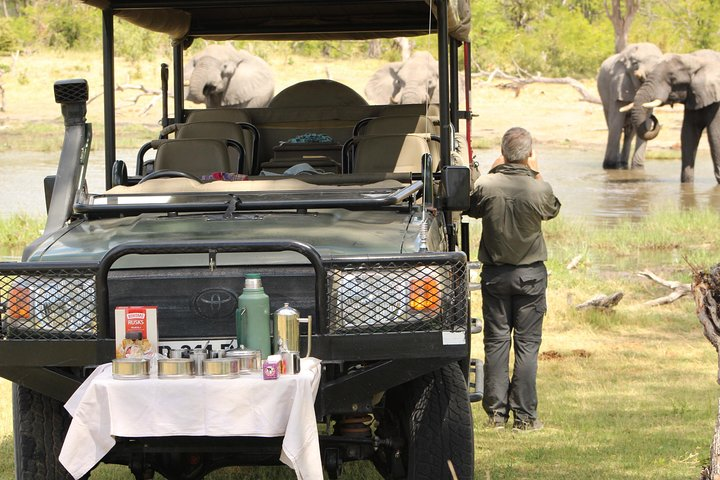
[{"left": 112, "top": 358, "right": 149, "bottom": 380}]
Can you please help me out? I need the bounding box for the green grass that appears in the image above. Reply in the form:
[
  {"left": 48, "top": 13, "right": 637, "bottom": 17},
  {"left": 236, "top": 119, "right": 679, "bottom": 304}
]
[
  {"left": 0, "top": 214, "right": 44, "bottom": 257},
  {"left": 1, "top": 208, "right": 719, "bottom": 478},
  {"left": 0, "top": 121, "right": 160, "bottom": 152},
  {"left": 645, "top": 150, "right": 682, "bottom": 160}
]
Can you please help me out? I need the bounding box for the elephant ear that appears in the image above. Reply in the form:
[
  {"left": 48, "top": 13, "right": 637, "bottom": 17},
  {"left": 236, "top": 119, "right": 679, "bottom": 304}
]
[
  {"left": 689, "top": 55, "right": 720, "bottom": 110},
  {"left": 365, "top": 62, "right": 403, "bottom": 104},
  {"left": 615, "top": 54, "right": 638, "bottom": 102},
  {"left": 222, "top": 57, "right": 275, "bottom": 108}
]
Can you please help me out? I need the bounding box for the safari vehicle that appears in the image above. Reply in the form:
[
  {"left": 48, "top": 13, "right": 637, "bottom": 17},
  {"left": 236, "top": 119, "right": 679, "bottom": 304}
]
[{"left": 0, "top": 1, "right": 478, "bottom": 479}]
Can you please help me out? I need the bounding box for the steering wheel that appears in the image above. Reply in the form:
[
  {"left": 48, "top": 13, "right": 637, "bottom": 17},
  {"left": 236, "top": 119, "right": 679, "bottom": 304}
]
[{"left": 138, "top": 169, "right": 201, "bottom": 184}]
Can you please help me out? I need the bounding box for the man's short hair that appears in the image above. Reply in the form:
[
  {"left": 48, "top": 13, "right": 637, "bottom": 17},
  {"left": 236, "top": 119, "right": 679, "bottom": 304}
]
[{"left": 501, "top": 127, "right": 532, "bottom": 163}]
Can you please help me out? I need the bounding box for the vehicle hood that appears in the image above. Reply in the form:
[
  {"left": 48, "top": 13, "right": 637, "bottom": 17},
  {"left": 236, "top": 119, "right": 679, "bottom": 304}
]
[{"left": 27, "top": 210, "right": 421, "bottom": 264}]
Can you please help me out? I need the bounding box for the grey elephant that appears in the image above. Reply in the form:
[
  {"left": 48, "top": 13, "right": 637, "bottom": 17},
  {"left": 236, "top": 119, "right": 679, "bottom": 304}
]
[
  {"left": 365, "top": 51, "right": 439, "bottom": 104},
  {"left": 597, "top": 43, "right": 663, "bottom": 169},
  {"left": 185, "top": 44, "right": 274, "bottom": 108},
  {"left": 630, "top": 49, "right": 720, "bottom": 183}
]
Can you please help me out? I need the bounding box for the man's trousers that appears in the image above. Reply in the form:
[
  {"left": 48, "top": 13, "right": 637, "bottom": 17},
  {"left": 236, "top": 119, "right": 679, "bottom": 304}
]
[{"left": 480, "top": 261, "right": 547, "bottom": 422}]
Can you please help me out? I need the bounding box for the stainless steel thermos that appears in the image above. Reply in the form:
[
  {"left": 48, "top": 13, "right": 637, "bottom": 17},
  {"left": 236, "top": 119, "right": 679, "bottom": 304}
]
[
  {"left": 273, "top": 303, "right": 300, "bottom": 353},
  {"left": 236, "top": 274, "right": 271, "bottom": 359}
]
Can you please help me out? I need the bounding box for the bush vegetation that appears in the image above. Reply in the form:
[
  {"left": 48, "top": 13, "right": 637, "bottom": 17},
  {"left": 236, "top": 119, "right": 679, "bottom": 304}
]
[{"left": 1, "top": 0, "right": 719, "bottom": 77}]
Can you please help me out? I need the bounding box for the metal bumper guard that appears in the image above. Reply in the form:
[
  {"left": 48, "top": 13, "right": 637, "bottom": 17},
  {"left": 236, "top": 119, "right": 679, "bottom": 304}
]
[{"left": 0, "top": 240, "right": 469, "bottom": 412}]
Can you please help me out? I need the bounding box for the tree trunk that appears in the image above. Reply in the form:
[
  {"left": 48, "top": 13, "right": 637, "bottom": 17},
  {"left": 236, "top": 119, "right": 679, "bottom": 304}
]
[
  {"left": 692, "top": 265, "right": 720, "bottom": 478},
  {"left": 367, "top": 39, "right": 381, "bottom": 59},
  {"left": 710, "top": 398, "right": 720, "bottom": 479},
  {"left": 604, "top": 0, "right": 640, "bottom": 53}
]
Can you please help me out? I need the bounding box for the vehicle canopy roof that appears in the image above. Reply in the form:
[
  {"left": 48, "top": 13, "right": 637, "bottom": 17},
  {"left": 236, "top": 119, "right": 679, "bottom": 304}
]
[{"left": 81, "top": 0, "right": 471, "bottom": 42}]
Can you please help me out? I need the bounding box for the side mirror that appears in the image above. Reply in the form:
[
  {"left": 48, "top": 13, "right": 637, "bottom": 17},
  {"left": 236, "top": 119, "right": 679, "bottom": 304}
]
[{"left": 441, "top": 166, "right": 470, "bottom": 211}]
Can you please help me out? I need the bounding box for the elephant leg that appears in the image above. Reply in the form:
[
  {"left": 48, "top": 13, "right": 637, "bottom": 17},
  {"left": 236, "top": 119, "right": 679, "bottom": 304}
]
[
  {"left": 619, "top": 120, "right": 634, "bottom": 169},
  {"left": 680, "top": 114, "right": 703, "bottom": 183},
  {"left": 631, "top": 135, "right": 648, "bottom": 169},
  {"left": 603, "top": 106, "right": 624, "bottom": 169},
  {"left": 708, "top": 108, "right": 720, "bottom": 184}
]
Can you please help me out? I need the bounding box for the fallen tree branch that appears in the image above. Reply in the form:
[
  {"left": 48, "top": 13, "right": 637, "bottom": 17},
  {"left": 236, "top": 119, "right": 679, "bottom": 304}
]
[
  {"left": 87, "top": 83, "right": 173, "bottom": 116},
  {"left": 471, "top": 66, "right": 601, "bottom": 105},
  {"left": 637, "top": 270, "right": 691, "bottom": 306},
  {"left": 576, "top": 291, "right": 624, "bottom": 310}
]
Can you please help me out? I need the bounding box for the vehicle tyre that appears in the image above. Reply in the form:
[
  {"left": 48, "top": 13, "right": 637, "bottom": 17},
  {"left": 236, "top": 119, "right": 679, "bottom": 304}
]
[
  {"left": 375, "top": 363, "right": 474, "bottom": 480},
  {"left": 13, "top": 384, "right": 76, "bottom": 480}
]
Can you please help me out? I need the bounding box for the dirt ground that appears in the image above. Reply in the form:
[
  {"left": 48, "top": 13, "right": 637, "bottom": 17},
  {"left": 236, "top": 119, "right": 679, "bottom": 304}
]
[
  {"left": 0, "top": 51, "right": 690, "bottom": 154},
  {"left": 469, "top": 79, "right": 686, "bottom": 153}
]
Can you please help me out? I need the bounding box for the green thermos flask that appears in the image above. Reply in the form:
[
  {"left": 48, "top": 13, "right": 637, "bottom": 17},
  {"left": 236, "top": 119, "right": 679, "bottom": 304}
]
[{"left": 236, "top": 274, "right": 271, "bottom": 359}]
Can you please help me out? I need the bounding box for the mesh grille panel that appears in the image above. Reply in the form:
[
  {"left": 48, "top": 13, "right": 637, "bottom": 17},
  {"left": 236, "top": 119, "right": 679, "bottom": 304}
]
[
  {"left": 0, "top": 268, "right": 97, "bottom": 339},
  {"left": 326, "top": 258, "right": 467, "bottom": 334},
  {"left": 54, "top": 79, "right": 88, "bottom": 104}
]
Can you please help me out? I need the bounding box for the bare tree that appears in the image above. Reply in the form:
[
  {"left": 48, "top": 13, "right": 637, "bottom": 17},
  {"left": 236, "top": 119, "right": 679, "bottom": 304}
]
[{"left": 604, "top": 0, "right": 640, "bottom": 53}]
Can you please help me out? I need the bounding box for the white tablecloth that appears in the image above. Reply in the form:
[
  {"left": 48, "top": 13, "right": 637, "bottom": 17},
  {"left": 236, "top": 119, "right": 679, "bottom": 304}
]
[{"left": 59, "top": 357, "right": 322, "bottom": 480}]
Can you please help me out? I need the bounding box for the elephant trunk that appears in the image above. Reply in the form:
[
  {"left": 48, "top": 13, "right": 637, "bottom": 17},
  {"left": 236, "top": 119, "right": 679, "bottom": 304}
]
[
  {"left": 631, "top": 80, "right": 665, "bottom": 141},
  {"left": 398, "top": 84, "right": 428, "bottom": 105},
  {"left": 187, "top": 57, "right": 223, "bottom": 107}
]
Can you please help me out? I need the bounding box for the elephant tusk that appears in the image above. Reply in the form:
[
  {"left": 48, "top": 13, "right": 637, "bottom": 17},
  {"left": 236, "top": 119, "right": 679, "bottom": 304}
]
[
  {"left": 618, "top": 103, "right": 633, "bottom": 113},
  {"left": 642, "top": 99, "right": 663, "bottom": 108}
]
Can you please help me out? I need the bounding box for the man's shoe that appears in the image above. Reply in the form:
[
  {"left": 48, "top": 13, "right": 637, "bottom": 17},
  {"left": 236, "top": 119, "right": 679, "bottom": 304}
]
[
  {"left": 487, "top": 415, "right": 507, "bottom": 430},
  {"left": 512, "top": 418, "right": 544, "bottom": 432}
]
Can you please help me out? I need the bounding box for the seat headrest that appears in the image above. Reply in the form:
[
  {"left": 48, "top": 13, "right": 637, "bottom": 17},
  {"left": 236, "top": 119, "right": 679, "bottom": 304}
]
[
  {"left": 353, "top": 134, "right": 431, "bottom": 174},
  {"left": 269, "top": 80, "right": 368, "bottom": 108},
  {"left": 185, "top": 108, "right": 253, "bottom": 123},
  {"left": 154, "top": 138, "right": 231, "bottom": 177}
]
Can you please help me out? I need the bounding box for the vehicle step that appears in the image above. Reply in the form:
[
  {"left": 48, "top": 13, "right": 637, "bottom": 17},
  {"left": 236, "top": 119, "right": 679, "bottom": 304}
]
[{"left": 468, "top": 357, "right": 483, "bottom": 402}]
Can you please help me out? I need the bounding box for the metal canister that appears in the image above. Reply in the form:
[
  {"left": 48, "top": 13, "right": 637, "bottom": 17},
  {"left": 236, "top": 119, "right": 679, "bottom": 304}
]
[
  {"left": 224, "top": 347, "right": 261, "bottom": 373},
  {"left": 273, "top": 303, "right": 299, "bottom": 353}
]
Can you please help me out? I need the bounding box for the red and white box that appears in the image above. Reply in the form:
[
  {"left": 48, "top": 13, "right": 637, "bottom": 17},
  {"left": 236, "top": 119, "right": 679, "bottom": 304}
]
[{"left": 115, "top": 306, "right": 158, "bottom": 359}]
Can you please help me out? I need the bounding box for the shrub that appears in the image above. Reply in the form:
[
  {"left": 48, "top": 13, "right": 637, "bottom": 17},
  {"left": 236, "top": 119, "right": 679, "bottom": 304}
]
[
  {"left": 0, "top": 19, "right": 18, "bottom": 54},
  {"left": 20, "top": 0, "right": 99, "bottom": 51},
  {"left": 114, "top": 18, "right": 167, "bottom": 62}
]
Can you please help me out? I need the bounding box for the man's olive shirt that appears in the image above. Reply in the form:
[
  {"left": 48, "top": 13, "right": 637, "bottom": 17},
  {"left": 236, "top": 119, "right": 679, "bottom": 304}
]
[{"left": 466, "top": 163, "right": 561, "bottom": 266}]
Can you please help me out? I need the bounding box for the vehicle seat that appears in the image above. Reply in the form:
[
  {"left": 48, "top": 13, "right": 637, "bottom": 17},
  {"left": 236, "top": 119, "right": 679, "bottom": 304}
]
[
  {"left": 172, "top": 121, "right": 254, "bottom": 174},
  {"left": 360, "top": 114, "right": 440, "bottom": 136},
  {"left": 184, "top": 110, "right": 259, "bottom": 172},
  {"left": 351, "top": 134, "right": 432, "bottom": 174},
  {"left": 268, "top": 80, "right": 368, "bottom": 108},
  {"left": 154, "top": 138, "right": 232, "bottom": 178}
]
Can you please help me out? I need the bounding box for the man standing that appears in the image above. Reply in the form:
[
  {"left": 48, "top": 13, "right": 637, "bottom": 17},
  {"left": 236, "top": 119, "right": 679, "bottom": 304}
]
[{"left": 466, "top": 127, "right": 561, "bottom": 431}]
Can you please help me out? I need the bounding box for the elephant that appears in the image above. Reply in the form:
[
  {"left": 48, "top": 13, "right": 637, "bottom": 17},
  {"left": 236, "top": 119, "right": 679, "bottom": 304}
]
[
  {"left": 630, "top": 50, "right": 720, "bottom": 183},
  {"left": 596, "top": 43, "right": 663, "bottom": 169},
  {"left": 185, "top": 44, "right": 274, "bottom": 108},
  {"left": 364, "top": 51, "right": 439, "bottom": 104}
]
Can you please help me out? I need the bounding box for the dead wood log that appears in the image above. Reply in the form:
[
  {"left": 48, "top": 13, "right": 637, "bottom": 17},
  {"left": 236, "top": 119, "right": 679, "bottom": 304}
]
[
  {"left": 566, "top": 254, "right": 583, "bottom": 270},
  {"left": 637, "top": 270, "right": 691, "bottom": 306},
  {"left": 692, "top": 265, "right": 720, "bottom": 381},
  {"left": 692, "top": 264, "right": 720, "bottom": 479},
  {"left": 576, "top": 291, "right": 624, "bottom": 310}
]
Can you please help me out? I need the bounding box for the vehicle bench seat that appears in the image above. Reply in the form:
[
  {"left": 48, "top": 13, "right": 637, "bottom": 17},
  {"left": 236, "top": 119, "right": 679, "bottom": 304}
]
[{"left": 184, "top": 103, "right": 440, "bottom": 173}]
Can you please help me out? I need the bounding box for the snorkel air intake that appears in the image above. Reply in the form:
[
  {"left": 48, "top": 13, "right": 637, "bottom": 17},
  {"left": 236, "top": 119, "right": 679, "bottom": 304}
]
[{"left": 44, "top": 79, "right": 92, "bottom": 234}]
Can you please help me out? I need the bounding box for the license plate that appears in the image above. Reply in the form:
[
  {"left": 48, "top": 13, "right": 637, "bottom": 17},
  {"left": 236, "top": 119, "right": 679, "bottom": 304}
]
[{"left": 157, "top": 338, "right": 235, "bottom": 355}]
